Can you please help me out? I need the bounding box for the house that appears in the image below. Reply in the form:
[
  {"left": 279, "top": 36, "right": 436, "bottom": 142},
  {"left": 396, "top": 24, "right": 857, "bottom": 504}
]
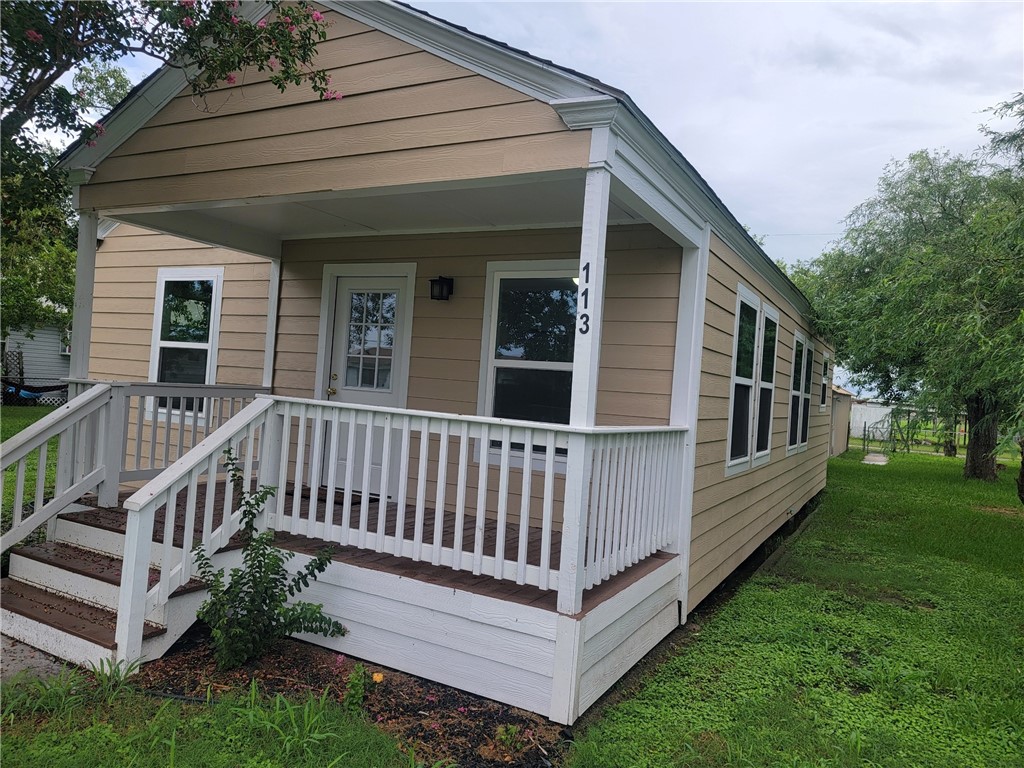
[
  {"left": 2, "top": 326, "right": 71, "bottom": 406},
  {"left": 0, "top": 1, "right": 831, "bottom": 724},
  {"left": 830, "top": 385, "right": 853, "bottom": 455}
]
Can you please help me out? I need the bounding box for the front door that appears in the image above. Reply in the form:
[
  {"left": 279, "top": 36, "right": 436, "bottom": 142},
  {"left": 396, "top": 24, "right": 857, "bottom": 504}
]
[{"left": 325, "top": 273, "right": 413, "bottom": 496}]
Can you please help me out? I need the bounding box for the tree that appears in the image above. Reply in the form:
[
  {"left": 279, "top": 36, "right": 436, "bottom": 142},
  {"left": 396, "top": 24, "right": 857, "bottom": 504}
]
[
  {"left": 1, "top": 1, "right": 336, "bottom": 337},
  {"left": 801, "top": 147, "right": 1024, "bottom": 486}
]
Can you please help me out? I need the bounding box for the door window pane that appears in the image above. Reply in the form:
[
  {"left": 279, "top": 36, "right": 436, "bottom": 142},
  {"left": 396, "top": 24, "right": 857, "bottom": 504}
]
[{"left": 345, "top": 290, "right": 396, "bottom": 391}]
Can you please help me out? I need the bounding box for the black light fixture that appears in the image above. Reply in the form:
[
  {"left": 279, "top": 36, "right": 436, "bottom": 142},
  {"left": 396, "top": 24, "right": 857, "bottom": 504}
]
[{"left": 429, "top": 276, "right": 455, "bottom": 301}]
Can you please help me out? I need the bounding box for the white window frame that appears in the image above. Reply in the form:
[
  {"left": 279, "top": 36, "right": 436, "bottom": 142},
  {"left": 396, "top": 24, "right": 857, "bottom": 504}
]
[
  {"left": 787, "top": 331, "right": 813, "bottom": 454},
  {"left": 148, "top": 267, "right": 224, "bottom": 414},
  {"left": 725, "top": 285, "right": 779, "bottom": 475},
  {"left": 59, "top": 328, "right": 72, "bottom": 357},
  {"left": 819, "top": 352, "right": 831, "bottom": 413},
  {"left": 477, "top": 259, "right": 578, "bottom": 472}
]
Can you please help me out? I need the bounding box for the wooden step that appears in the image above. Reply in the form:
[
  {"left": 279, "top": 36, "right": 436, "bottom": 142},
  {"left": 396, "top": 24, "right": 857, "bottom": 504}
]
[
  {"left": 1, "top": 578, "right": 165, "bottom": 651},
  {"left": 13, "top": 542, "right": 161, "bottom": 590},
  {"left": 59, "top": 505, "right": 242, "bottom": 552}
]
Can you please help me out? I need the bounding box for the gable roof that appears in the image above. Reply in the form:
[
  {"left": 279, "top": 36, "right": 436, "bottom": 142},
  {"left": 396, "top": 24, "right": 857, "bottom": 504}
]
[{"left": 59, "top": 0, "right": 810, "bottom": 315}]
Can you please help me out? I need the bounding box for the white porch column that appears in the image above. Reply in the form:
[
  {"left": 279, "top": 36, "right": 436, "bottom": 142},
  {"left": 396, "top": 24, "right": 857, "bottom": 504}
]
[
  {"left": 70, "top": 205, "right": 98, "bottom": 380},
  {"left": 558, "top": 166, "right": 611, "bottom": 616}
]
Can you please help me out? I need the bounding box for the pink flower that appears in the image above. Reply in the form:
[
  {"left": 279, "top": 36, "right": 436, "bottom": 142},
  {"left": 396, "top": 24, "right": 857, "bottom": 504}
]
[
  {"left": 323, "top": 89, "right": 343, "bottom": 101},
  {"left": 87, "top": 140, "right": 97, "bottom": 148},
  {"left": 181, "top": 16, "right": 194, "bottom": 28},
  {"left": 311, "top": 10, "right": 324, "bottom": 22},
  {"left": 94, "top": 122, "right": 106, "bottom": 136},
  {"left": 268, "top": 56, "right": 279, "bottom": 70},
  {"left": 225, "top": 73, "right": 236, "bottom": 85},
  {"left": 231, "top": 15, "right": 240, "bottom": 25},
  {"left": 179, "top": 0, "right": 195, "bottom": 6},
  {"left": 287, "top": 24, "right": 296, "bottom": 33},
  {"left": 457, "top": 706, "right": 468, "bottom": 714},
  {"left": 25, "top": 30, "right": 43, "bottom": 43},
  {"left": 257, "top": 18, "right": 267, "bottom": 29},
  {"left": 281, "top": 16, "right": 291, "bottom": 23},
  {"left": 231, "top": 0, "right": 240, "bottom": 6}
]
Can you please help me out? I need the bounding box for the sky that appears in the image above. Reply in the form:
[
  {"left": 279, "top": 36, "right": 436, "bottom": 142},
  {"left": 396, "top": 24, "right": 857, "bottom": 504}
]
[{"left": 411, "top": 0, "right": 1023, "bottom": 265}]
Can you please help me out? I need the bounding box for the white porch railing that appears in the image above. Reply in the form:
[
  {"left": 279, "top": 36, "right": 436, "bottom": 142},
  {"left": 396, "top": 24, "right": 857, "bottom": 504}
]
[
  {"left": 114, "top": 394, "right": 687, "bottom": 659},
  {"left": 1, "top": 383, "right": 114, "bottom": 552},
  {"left": 1, "top": 381, "right": 271, "bottom": 553}
]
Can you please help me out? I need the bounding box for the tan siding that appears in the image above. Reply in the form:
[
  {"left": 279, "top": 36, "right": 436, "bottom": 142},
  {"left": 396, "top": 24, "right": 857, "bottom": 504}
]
[
  {"left": 273, "top": 225, "right": 681, "bottom": 429},
  {"left": 88, "top": 224, "right": 271, "bottom": 388},
  {"left": 688, "top": 234, "right": 831, "bottom": 611},
  {"left": 81, "top": 9, "right": 589, "bottom": 210}
]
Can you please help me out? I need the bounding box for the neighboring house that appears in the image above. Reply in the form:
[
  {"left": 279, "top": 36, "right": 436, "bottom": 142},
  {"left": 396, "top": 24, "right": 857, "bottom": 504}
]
[
  {"left": 2, "top": 326, "right": 71, "bottom": 406},
  {"left": 1, "top": 1, "right": 832, "bottom": 724},
  {"left": 831, "top": 385, "right": 854, "bottom": 455},
  {"left": 850, "top": 399, "right": 895, "bottom": 442}
]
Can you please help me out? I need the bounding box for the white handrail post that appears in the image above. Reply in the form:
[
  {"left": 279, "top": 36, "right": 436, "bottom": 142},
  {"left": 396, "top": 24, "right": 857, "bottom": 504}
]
[
  {"left": 115, "top": 502, "right": 156, "bottom": 664},
  {"left": 557, "top": 432, "right": 592, "bottom": 615},
  {"left": 257, "top": 399, "right": 284, "bottom": 527},
  {"left": 98, "top": 383, "right": 128, "bottom": 507}
]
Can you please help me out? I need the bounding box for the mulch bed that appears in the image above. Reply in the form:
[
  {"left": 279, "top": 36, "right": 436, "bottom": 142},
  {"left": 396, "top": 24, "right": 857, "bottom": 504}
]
[{"left": 134, "top": 624, "right": 567, "bottom": 767}]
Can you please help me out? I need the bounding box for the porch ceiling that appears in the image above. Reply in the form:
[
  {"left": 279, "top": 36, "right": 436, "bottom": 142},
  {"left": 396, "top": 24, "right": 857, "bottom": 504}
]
[{"left": 106, "top": 173, "right": 647, "bottom": 259}]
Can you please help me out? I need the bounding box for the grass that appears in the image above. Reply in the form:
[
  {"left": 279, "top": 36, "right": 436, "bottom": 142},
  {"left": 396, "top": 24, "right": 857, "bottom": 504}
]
[
  {"left": 568, "top": 451, "right": 1024, "bottom": 768},
  {"left": 2, "top": 405, "right": 60, "bottom": 565},
  {"left": 0, "top": 673, "right": 413, "bottom": 768}
]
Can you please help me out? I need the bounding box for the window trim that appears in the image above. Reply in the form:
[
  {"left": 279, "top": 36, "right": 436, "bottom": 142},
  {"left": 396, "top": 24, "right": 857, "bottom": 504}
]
[
  {"left": 148, "top": 266, "right": 224, "bottom": 395},
  {"left": 725, "top": 285, "right": 780, "bottom": 475},
  {"left": 787, "top": 331, "right": 813, "bottom": 454},
  {"left": 477, "top": 259, "right": 578, "bottom": 472},
  {"left": 819, "top": 352, "right": 831, "bottom": 412}
]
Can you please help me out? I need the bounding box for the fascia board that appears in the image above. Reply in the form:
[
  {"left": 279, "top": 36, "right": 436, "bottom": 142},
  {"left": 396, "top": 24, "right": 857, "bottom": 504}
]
[
  {"left": 58, "top": 1, "right": 272, "bottom": 174},
  {"left": 325, "top": 0, "right": 600, "bottom": 102}
]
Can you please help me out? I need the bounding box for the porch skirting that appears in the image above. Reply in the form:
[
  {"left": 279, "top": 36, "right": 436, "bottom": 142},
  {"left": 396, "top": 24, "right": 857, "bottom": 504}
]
[{"left": 286, "top": 547, "right": 682, "bottom": 724}]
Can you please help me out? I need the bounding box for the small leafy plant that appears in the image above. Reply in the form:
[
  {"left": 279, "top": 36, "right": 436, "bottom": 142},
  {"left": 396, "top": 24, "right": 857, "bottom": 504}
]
[
  {"left": 194, "top": 449, "right": 346, "bottom": 670},
  {"left": 495, "top": 723, "right": 527, "bottom": 754},
  {"left": 343, "top": 662, "right": 366, "bottom": 715}
]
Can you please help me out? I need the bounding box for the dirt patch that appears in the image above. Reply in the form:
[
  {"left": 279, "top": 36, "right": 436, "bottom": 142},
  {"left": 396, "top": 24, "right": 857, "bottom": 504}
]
[
  {"left": 975, "top": 505, "right": 1024, "bottom": 519},
  {"left": 135, "top": 624, "right": 564, "bottom": 767}
]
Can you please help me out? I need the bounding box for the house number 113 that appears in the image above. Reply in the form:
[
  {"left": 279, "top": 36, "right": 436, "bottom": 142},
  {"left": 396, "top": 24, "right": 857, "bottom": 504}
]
[{"left": 578, "top": 261, "right": 591, "bottom": 335}]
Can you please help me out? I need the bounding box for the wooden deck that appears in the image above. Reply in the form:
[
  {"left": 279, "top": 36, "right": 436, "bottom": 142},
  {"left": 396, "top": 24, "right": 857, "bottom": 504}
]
[{"left": 81, "top": 482, "right": 674, "bottom": 616}]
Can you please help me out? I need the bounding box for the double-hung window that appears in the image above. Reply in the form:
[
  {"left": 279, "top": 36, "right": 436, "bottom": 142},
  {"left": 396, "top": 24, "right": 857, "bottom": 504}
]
[
  {"left": 727, "top": 285, "right": 779, "bottom": 473},
  {"left": 788, "top": 332, "right": 814, "bottom": 451},
  {"left": 482, "top": 262, "right": 577, "bottom": 427},
  {"left": 149, "top": 267, "right": 223, "bottom": 411}
]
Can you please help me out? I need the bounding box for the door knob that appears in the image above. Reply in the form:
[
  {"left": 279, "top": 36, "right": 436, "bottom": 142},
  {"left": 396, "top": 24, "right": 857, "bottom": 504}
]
[{"left": 327, "top": 387, "right": 337, "bottom": 396}]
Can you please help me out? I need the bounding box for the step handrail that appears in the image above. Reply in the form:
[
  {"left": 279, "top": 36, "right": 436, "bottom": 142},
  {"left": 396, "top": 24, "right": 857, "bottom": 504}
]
[{"left": 1, "top": 383, "right": 113, "bottom": 553}]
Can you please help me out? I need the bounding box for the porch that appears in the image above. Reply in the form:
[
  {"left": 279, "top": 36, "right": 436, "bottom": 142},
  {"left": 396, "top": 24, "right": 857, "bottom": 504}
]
[{"left": 2, "top": 381, "right": 687, "bottom": 722}]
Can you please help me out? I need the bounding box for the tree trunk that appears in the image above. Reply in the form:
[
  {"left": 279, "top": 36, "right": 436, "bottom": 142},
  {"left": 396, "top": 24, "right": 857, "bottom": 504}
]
[
  {"left": 1017, "top": 436, "right": 1024, "bottom": 507},
  {"left": 941, "top": 417, "right": 957, "bottom": 457},
  {"left": 964, "top": 393, "right": 998, "bottom": 481}
]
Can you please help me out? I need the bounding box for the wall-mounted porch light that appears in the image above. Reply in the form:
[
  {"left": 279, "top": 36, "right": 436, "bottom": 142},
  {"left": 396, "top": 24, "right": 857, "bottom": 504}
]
[{"left": 429, "top": 276, "right": 455, "bottom": 301}]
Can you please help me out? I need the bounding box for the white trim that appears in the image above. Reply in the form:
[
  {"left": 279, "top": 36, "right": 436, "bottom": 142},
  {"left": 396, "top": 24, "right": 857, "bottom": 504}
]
[
  {"left": 786, "top": 331, "right": 813, "bottom": 454},
  {"left": 313, "top": 262, "right": 416, "bottom": 404},
  {"left": 262, "top": 258, "right": 281, "bottom": 389},
  {"left": 725, "top": 285, "right": 760, "bottom": 475},
  {"left": 147, "top": 267, "right": 225, "bottom": 388},
  {"left": 819, "top": 352, "right": 831, "bottom": 413},
  {"left": 751, "top": 303, "right": 780, "bottom": 469},
  {"left": 328, "top": 0, "right": 599, "bottom": 103},
  {"left": 70, "top": 211, "right": 98, "bottom": 379}
]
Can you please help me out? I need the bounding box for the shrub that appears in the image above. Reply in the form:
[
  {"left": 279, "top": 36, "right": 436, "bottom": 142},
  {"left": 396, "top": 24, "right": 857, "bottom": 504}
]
[{"left": 194, "top": 450, "right": 346, "bottom": 670}]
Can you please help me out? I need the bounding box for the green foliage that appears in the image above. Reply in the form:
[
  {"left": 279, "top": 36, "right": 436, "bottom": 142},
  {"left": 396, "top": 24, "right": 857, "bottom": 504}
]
[
  {"left": 1, "top": 687, "right": 407, "bottom": 767},
  {"left": 799, "top": 145, "right": 1024, "bottom": 482},
  {"left": 567, "top": 452, "right": 1024, "bottom": 767},
  {"left": 2, "top": 667, "right": 90, "bottom": 721},
  {"left": 194, "top": 450, "right": 345, "bottom": 671},
  {"left": 87, "top": 659, "right": 141, "bottom": 706},
  {"left": 343, "top": 662, "right": 367, "bottom": 715},
  {"left": 495, "top": 723, "right": 527, "bottom": 753}
]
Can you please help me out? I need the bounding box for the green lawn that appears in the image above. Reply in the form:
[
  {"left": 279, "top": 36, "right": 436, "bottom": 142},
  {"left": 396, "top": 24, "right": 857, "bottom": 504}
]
[
  {"left": 0, "top": 674, "right": 412, "bottom": 768},
  {"left": 568, "top": 451, "right": 1024, "bottom": 768},
  {"left": 2, "top": 405, "right": 60, "bottom": 559}
]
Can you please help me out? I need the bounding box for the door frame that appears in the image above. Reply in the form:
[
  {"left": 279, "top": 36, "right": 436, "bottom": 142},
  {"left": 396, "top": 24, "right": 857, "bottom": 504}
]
[{"left": 313, "top": 262, "right": 417, "bottom": 406}]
